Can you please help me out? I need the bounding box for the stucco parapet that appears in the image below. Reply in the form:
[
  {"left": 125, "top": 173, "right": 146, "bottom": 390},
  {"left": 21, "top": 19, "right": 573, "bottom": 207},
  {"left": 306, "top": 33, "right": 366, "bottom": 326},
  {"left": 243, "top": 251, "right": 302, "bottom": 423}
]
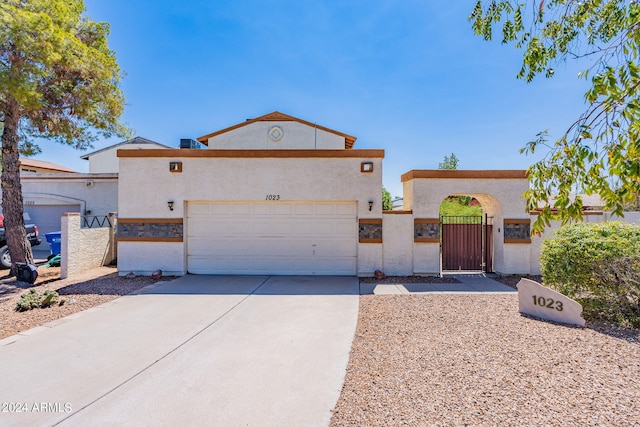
[
  {"left": 401, "top": 170, "right": 527, "bottom": 182},
  {"left": 117, "top": 149, "right": 384, "bottom": 159}
]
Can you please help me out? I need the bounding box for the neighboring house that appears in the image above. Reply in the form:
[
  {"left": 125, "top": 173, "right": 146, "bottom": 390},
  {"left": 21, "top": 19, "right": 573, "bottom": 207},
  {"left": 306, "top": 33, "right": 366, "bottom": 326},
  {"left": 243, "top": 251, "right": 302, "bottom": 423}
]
[
  {"left": 17, "top": 137, "right": 168, "bottom": 251},
  {"left": 80, "top": 136, "right": 172, "bottom": 173},
  {"left": 19, "top": 158, "right": 77, "bottom": 174},
  {"left": 21, "top": 173, "right": 118, "bottom": 250}
]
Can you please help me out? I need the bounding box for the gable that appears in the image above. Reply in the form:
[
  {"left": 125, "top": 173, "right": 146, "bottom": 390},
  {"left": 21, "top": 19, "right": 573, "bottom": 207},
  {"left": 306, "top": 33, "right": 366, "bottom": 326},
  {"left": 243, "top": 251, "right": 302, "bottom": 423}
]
[
  {"left": 196, "top": 111, "right": 356, "bottom": 150},
  {"left": 80, "top": 137, "right": 171, "bottom": 160}
]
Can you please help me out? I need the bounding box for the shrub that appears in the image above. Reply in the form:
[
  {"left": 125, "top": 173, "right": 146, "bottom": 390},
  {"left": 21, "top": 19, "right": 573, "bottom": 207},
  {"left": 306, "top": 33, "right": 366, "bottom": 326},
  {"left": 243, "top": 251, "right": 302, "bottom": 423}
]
[
  {"left": 540, "top": 222, "right": 640, "bottom": 328},
  {"left": 15, "top": 289, "right": 61, "bottom": 312}
]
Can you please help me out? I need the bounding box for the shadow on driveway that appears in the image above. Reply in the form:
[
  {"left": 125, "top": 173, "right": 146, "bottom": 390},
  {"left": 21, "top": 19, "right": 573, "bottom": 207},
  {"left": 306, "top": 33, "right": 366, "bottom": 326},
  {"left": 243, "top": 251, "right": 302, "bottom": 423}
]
[{"left": 139, "top": 274, "right": 360, "bottom": 296}]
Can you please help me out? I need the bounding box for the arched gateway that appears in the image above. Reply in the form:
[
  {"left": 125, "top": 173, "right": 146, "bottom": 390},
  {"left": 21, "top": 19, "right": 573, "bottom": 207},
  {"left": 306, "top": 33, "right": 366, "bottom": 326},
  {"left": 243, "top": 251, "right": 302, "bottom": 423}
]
[{"left": 392, "top": 170, "right": 530, "bottom": 276}]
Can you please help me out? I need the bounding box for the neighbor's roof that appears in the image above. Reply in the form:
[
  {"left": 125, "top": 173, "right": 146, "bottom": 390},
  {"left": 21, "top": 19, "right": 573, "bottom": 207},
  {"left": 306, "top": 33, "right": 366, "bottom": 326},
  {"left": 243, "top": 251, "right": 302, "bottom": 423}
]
[
  {"left": 80, "top": 136, "right": 171, "bottom": 160},
  {"left": 196, "top": 111, "right": 357, "bottom": 149},
  {"left": 20, "top": 158, "right": 76, "bottom": 173},
  {"left": 544, "top": 194, "right": 605, "bottom": 209}
]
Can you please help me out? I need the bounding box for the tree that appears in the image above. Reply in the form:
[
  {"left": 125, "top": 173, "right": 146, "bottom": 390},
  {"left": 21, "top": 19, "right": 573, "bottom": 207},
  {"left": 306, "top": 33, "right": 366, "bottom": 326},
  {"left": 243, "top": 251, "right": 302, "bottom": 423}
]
[
  {"left": 438, "top": 153, "right": 459, "bottom": 170},
  {"left": 382, "top": 187, "right": 393, "bottom": 210},
  {"left": 1, "top": 0, "right": 128, "bottom": 270},
  {"left": 470, "top": 1, "right": 640, "bottom": 232}
]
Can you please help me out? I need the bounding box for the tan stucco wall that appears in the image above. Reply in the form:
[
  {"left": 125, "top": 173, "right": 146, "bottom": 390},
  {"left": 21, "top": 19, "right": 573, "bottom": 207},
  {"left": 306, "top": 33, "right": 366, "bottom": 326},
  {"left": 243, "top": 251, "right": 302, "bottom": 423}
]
[
  {"left": 404, "top": 174, "right": 530, "bottom": 274},
  {"left": 413, "top": 243, "right": 440, "bottom": 275},
  {"left": 206, "top": 121, "right": 345, "bottom": 149},
  {"left": 382, "top": 213, "right": 414, "bottom": 275},
  {"left": 118, "top": 242, "right": 184, "bottom": 276},
  {"left": 61, "top": 213, "right": 111, "bottom": 279},
  {"left": 117, "top": 153, "right": 383, "bottom": 275},
  {"left": 20, "top": 174, "right": 118, "bottom": 216}
]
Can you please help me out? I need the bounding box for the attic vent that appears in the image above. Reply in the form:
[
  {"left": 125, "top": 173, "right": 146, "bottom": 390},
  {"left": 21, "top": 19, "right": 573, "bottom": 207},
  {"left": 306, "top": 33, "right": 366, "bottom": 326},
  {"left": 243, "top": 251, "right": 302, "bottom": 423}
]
[{"left": 180, "top": 139, "right": 201, "bottom": 149}]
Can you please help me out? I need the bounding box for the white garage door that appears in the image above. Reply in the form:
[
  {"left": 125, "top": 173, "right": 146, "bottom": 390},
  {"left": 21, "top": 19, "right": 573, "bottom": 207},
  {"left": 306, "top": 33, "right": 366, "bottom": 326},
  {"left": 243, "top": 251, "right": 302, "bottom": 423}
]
[{"left": 187, "top": 201, "right": 357, "bottom": 275}]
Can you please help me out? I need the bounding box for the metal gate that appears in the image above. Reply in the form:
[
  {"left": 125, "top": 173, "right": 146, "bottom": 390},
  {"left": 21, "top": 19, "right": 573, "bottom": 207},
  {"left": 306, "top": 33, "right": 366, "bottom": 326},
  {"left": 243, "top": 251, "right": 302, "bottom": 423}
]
[{"left": 441, "top": 214, "right": 493, "bottom": 273}]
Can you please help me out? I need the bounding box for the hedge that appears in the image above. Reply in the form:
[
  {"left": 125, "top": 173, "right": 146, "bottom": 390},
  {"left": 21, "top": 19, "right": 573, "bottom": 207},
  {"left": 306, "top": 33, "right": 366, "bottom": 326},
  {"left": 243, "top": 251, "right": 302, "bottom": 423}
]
[{"left": 540, "top": 222, "right": 640, "bottom": 328}]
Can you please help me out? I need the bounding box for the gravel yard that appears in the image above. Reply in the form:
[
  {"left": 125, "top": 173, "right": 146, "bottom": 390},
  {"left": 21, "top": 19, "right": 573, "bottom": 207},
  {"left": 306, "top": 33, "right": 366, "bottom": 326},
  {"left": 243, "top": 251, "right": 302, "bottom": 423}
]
[
  {"left": 331, "top": 294, "right": 639, "bottom": 426},
  {"left": 3, "top": 269, "right": 638, "bottom": 425},
  {"left": 0, "top": 266, "right": 169, "bottom": 340}
]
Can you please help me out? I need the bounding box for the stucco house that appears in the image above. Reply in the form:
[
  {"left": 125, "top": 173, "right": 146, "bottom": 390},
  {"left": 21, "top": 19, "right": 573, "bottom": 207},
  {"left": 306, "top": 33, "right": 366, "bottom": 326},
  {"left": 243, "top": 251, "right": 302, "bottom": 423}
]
[
  {"left": 19, "top": 159, "right": 77, "bottom": 174},
  {"left": 114, "top": 111, "right": 552, "bottom": 277},
  {"left": 117, "top": 112, "right": 384, "bottom": 276}
]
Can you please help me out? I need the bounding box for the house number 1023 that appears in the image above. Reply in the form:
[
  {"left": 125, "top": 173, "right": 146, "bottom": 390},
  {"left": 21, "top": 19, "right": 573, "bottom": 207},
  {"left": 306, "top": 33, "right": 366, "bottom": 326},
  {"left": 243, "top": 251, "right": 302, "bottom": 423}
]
[
  {"left": 265, "top": 195, "right": 280, "bottom": 200},
  {"left": 532, "top": 295, "right": 563, "bottom": 312}
]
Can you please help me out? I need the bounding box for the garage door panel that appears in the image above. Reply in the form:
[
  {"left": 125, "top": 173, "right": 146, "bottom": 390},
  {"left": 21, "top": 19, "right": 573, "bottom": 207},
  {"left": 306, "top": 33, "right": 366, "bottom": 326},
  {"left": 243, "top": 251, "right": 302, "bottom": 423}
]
[
  {"left": 185, "top": 203, "right": 207, "bottom": 216},
  {"left": 253, "top": 220, "right": 291, "bottom": 235},
  {"left": 315, "top": 240, "right": 355, "bottom": 257},
  {"left": 334, "top": 203, "right": 356, "bottom": 216},
  {"left": 189, "top": 219, "right": 217, "bottom": 235},
  {"left": 292, "top": 204, "right": 314, "bottom": 215},
  {"left": 314, "top": 203, "right": 338, "bottom": 215},
  {"left": 230, "top": 203, "right": 253, "bottom": 215},
  {"left": 271, "top": 203, "right": 294, "bottom": 215},
  {"left": 187, "top": 201, "right": 357, "bottom": 275}
]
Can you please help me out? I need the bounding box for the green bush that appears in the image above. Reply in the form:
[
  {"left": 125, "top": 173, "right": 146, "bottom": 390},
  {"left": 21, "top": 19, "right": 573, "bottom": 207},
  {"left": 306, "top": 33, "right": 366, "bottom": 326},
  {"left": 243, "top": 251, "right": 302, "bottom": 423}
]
[
  {"left": 439, "top": 197, "right": 482, "bottom": 217},
  {"left": 15, "top": 289, "right": 61, "bottom": 312},
  {"left": 540, "top": 222, "right": 640, "bottom": 328}
]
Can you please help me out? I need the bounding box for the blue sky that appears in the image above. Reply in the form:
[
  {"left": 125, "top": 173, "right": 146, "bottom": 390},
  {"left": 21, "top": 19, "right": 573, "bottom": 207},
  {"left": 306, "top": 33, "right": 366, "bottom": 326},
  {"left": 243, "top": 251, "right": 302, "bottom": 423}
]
[{"left": 32, "top": 0, "right": 591, "bottom": 198}]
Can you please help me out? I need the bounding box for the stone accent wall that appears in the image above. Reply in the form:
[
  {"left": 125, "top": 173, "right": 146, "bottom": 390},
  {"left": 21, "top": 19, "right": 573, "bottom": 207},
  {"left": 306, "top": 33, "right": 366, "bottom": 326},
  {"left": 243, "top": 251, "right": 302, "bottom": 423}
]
[
  {"left": 414, "top": 218, "right": 440, "bottom": 242},
  {"left": 504, "top": 219, "right": 531, "bottom": 243},
  {"left": 61, "top": 213, "right": 116, "bottom": 279},
  {"left": 359, "top": 219, "right": 382, "bottom": 243},
  {"left": 117, "top": 219, "right": 183, "bottom": 242}
]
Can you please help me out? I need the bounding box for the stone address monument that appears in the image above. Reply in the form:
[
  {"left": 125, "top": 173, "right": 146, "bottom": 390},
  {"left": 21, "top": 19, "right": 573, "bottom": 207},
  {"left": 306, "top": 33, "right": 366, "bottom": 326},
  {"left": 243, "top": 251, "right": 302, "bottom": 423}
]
[{"left": 517, "top": 278, "right": 586, "bottom": 327}]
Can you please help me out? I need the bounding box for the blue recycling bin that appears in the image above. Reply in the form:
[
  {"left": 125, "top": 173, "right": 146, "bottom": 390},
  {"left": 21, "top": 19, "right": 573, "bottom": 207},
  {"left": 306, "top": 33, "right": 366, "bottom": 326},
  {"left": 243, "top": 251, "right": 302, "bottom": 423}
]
[{"left": 45, "top": 231, "right": 62, "bottom": 256}]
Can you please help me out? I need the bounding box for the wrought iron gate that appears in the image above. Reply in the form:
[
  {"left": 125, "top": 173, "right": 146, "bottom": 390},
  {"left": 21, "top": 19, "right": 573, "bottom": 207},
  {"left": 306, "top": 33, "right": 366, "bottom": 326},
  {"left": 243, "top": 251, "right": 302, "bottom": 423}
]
[{"left": 440, "top": 214, "right": 493, "bottom": 273}]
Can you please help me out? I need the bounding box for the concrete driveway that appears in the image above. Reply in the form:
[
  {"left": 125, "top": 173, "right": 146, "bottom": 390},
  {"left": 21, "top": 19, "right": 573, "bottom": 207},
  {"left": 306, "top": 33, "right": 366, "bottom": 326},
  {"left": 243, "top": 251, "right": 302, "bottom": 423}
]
[{"left": 0, "top": 275, "right": 359, "bottom": 426}]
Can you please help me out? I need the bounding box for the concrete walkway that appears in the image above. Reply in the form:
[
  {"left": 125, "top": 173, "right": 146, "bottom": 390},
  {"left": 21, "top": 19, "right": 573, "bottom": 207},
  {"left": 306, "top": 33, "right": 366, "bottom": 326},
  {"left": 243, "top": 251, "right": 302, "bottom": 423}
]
[
  {"left": 0, "top": 275, "right": 359, "bottom": 427},
  {"left": 367, "top": 274, "right": 516, "bottom": 295}
]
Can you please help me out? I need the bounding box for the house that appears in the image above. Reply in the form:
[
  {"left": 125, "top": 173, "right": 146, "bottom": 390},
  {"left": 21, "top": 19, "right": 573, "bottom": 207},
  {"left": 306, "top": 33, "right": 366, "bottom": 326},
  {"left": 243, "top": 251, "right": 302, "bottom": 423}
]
[
  {"left": 19, "top": 158, "right": 77, "bottom": 174},
  {"left": 116, "top": 111, "right": 384, "bottom": 276},
  {"left": 19, "top": 137, "right": 168, "bottom": 251},
  {"left": 92, "top": 111, "right": 640, "bottom": 277}
]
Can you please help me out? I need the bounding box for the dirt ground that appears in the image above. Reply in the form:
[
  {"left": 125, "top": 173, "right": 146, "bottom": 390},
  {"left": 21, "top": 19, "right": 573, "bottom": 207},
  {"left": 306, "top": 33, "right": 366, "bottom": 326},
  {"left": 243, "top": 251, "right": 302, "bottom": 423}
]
[{"left": 0, "top": 266, "right": 172, "bottom": 340}]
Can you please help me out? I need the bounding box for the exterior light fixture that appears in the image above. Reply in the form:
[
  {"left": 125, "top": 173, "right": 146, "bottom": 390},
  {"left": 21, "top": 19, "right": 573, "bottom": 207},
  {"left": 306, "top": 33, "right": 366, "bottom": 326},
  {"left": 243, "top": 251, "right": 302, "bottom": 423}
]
[
  {"left": 169, "top": 162, "right": 182, "bottom": 172},
  {"left": 361, "top": 162, "right": 373, "bottom": 173},
  {"left": 168, "top": 201, "right": 174, "bottom": 211},
  {"left": 368, "top": 200, "right": 374, "bottom": 211}
]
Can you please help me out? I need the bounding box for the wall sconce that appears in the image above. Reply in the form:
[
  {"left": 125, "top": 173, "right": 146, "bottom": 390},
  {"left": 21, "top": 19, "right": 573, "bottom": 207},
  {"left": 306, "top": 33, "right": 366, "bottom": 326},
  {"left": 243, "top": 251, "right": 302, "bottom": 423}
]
[
  {"left": 368, "top": 200, "right": 374, "bottom": 211},
  {"left": 168, "top": 201, "right": 174, "bottom": 211},
  {"left": 169, "top": 162, "right": 182, "bottom": 173},
  {"left": 361, "top": 162, "right": 373, "bottom": 173}
]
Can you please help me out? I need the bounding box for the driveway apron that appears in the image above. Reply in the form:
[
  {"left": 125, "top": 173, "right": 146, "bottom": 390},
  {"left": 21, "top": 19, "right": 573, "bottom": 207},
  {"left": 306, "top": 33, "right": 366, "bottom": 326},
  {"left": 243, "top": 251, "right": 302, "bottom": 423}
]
[{"left": 0, "top": 275, "right": 359, "bottom": 427}]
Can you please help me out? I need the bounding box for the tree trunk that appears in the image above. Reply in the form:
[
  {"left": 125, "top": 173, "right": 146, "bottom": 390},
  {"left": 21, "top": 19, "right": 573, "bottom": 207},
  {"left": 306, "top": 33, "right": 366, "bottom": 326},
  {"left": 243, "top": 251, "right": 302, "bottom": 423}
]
[{"left": 1, "top": 96, "right": 33, "bottom": 275}]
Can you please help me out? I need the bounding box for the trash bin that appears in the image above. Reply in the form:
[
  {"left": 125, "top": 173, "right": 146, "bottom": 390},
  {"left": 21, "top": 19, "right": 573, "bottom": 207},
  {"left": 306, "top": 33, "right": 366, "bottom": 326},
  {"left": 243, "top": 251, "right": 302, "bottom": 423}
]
[{"left": 45, "top": 231, "right": 62, "bottom": 256}]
